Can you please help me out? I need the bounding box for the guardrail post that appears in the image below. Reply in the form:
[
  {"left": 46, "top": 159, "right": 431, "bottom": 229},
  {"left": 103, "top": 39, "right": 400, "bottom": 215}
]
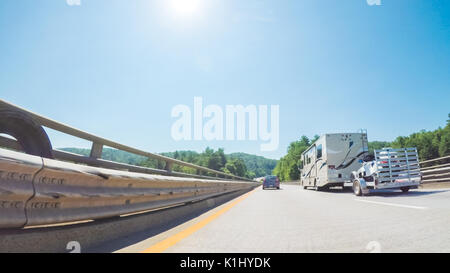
[
  {"left": 165, "top": 161, "right": 173, "bottom": 173},
  {"left": 90, "top": 142, "right": 103, "bottom": 159}
]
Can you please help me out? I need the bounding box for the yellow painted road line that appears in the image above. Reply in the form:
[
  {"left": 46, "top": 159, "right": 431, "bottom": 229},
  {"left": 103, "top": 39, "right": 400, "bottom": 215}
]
[{"left": 141, "top": 189, "right": 256, "bottom": 253}]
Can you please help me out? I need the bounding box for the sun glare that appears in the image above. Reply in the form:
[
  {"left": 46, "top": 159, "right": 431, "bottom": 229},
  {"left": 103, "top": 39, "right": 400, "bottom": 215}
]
[
  {"left": 170, "top": 0, "right": 201, "bottom": 16},
  {"left": 171, "top": 0, "right": 202, "bottom": 16}
]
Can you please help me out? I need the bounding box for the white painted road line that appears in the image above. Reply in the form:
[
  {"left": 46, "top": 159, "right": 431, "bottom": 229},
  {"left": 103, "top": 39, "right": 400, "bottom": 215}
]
[{"left": 354, "top": 199, "right": 427, "bottom": 210}]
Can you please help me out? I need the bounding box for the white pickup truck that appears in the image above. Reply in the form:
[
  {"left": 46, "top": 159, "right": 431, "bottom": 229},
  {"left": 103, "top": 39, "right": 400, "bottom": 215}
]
[{"left": 351, "top": 148, "right": 422, "bottom": 196}]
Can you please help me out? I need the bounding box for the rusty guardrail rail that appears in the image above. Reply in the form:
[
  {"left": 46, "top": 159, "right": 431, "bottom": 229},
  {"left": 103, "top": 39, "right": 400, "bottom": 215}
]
[
  {"left": 0, "top": 99, "right": 249, "bottom": 181},
  {"left": 420, "top": 155, "right": 450, "bottom": 184},
  {"left": 0, "top": 148, "right": 258, "bottom": 228}
]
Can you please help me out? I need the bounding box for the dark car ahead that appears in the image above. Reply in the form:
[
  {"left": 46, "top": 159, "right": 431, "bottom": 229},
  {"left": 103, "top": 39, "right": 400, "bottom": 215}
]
[{"left": 263, "top": 175, "right": 280, "bottom": 190}]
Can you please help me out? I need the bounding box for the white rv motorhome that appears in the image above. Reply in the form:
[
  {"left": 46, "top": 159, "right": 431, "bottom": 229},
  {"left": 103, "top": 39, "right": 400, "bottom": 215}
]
[{"left": 300, "top": 133, "right": 369, "bottom": 190}]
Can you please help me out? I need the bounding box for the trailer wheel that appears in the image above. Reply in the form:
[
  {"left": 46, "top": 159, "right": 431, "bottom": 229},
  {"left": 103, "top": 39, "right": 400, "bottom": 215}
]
[
  {"left": 401, "top": 187, "right": 410, "bottom": 193},
  {"left": 353, "top": 180, "right": 362, "bottom": 196},
  {"left": 0, "top": 110, "right": 53, "bottom": 158}
]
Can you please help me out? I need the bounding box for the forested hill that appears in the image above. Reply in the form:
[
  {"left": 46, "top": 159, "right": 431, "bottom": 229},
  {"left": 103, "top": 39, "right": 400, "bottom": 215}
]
[
  {"left": 59, "top": 147, "right": 147, "bottom": 165},
  {"left": 227, "top": 152, "right": 277, "bottom": 178},
  {"left": 59, "top": 147, "right": 277, "bottom": 179}
]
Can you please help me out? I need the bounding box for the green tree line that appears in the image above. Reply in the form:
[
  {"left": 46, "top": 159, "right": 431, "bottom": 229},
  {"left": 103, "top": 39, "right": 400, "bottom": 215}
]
[
  {"left": 143, "top": 148, "right": 277, "bottom": 179},
  {"left": 61, "top": 147, "right": 277, "bottom": 179}
]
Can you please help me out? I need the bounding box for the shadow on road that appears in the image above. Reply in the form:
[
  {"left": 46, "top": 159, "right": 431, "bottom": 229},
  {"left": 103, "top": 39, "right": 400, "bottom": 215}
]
[
  {"left": 86, "top": 189, "right": 253, "bottom": 253},
  {"left": 302, "top": 187, "right": 350, "bottom": 194},
  {"left": 365, "top": 189, "right": 450, "bottom": 198},
  {"left": 303, "top": 187, "right": 450, "bottom": 198}
]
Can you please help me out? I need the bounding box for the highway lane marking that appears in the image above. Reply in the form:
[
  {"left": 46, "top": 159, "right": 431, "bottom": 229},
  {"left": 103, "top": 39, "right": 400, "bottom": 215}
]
[
  {"left": 141, "top": 189, "right": 256, "bottom": 253},
  {"left": 354, "top": 199, "right": 427, "bottom": 210}
]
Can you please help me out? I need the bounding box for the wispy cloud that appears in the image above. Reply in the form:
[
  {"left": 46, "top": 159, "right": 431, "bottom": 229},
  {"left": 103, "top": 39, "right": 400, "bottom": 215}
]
[{"left": 66, "top": 0, "right": 81, "bottom": 6}]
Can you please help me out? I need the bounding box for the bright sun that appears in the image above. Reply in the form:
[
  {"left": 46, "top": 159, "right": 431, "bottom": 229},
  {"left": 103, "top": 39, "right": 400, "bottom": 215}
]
[{"left": 170, "top": 0, "right": 201, "bottom": 16}]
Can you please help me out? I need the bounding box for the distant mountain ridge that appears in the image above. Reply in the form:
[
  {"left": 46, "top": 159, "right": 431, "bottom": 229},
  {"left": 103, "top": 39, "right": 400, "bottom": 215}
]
[
  {"left": 60, "top": 148, "right": 277, "bottom": 178},
  {"left": 227, "top": 152, "right": 277, "bottom": 178}
]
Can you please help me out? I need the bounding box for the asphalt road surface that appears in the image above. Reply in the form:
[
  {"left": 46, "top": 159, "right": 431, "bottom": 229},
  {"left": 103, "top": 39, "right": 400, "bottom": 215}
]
[{"left": 117, "top": 184, "right": 450, "bottom": 253}]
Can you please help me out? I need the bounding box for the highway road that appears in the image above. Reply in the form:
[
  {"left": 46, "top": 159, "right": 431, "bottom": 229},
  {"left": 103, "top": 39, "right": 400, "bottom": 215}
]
[{"left": 116, "top": 184, "right": 450, "bottom": 253}]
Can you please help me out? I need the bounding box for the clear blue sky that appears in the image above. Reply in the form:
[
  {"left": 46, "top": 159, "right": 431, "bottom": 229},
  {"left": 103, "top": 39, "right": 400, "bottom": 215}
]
[{"left": 1, "top": 0, "right": 449, "bottom": 159}]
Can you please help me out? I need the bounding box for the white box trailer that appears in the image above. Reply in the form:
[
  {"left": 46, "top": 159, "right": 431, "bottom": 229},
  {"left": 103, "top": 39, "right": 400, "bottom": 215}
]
[{"left": 300, "top": 133, "right": 369, "bottom": 190}]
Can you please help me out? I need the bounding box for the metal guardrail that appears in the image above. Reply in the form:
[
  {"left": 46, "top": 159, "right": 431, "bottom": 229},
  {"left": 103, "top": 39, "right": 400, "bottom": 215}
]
[
  {"left": 0, "top": 99, "right": 250, "bottom": 181},
  {"left": 0, "top": 148, "right": 258, "bottom": 228},
  {"left": 420, "top": 155, "right": 450, "bottom": 184},
  {"left": 0, "top": 99, "right": 258, "bottom": 229}
]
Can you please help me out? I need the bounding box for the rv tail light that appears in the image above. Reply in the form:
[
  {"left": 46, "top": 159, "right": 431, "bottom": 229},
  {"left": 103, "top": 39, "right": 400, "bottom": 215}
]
[{"left": 329, "top": 165, "right": 335, "bottom": 169}]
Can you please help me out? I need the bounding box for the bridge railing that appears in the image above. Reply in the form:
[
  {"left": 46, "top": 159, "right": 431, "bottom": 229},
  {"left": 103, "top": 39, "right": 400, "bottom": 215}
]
[
  {"left": 420, "top": 155, "right": 450, "bottom": 184},
  {"left": 0, "top": 148, "right": 258, "bottom": 228},
  {"left": 0, "top": 99, "right": 250, "bottom": 181}
]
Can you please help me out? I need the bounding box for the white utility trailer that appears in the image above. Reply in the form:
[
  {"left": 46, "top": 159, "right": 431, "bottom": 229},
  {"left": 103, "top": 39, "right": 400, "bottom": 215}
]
[{"left": 351, "top": 147, "right": 422, "bottom": 196}]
